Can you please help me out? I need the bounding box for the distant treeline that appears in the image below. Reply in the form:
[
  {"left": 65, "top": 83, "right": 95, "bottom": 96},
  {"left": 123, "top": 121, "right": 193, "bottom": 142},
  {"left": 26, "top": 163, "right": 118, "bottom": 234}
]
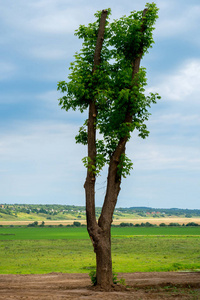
[
  {"left": 117, "top": 222, "right": 200, "bottom": 227},
  {"left": 0, "top": 221, "right": 199, "bottom": 228},
  {"left": 124, "top": 207, "right": 200, "bottom": 217}
]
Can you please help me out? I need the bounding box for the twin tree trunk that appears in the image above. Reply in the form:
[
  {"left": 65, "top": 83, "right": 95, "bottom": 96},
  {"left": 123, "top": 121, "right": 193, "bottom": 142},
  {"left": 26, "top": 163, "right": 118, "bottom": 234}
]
[{"left": 84, "top": 9, "right": 146, "bottom": 290}]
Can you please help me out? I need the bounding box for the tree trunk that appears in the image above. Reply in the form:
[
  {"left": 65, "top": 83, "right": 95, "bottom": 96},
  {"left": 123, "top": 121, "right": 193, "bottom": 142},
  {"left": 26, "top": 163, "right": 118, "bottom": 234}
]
[
  {"left": 95, "top": 228, "right": 113, "bottom": 289},
  {"left": 84, "top": 9, "right": 112, "bottom": 289},
  {"left": 95, "top": 155, "right": 123, "bottom": 289}
]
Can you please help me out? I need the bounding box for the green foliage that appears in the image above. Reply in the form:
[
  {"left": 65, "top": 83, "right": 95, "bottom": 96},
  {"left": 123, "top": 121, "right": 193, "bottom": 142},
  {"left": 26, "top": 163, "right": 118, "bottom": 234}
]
[
  {"left": 112, "top": 271, "right": 118, "bottom": 284},
  {"left": 169, "top": 223, "right": 181, "bottom": 227},
  {"left": 119, "top": 277, "right": 126, "bottom": 286},
  {"left": 75, "top": 125, "right": 88, "bottom": 145},
  {"left": 57, "top": 3, "right": 160, "bottom": 177},
  {"left": 186, "top": 222, "right": 199, "bottom": 226},
  {"left": 89, "top": 270, "right": 97, "bottom": 285},
  {"left": 40, "top": 221, "right": 45, "bottom": 227},
  {"left": 73, "top": 221, "right": 81, "bottom": 227},
  {"left": 27, "top": 221, "right": 38, "bottom": 227},
  {"left": 82, "top": 154, "right": 106, "bottom": 176},
  {"left": 117, "top": 153, "right": 133, "bottom": 178},
  {"left": 109, "top": 3, "right": 159, "bottom": 61},
  {"left": 159, "top": 223, "right": 166, "bottom": 227},
  {"left": 120, "top": 222, "right": 134, "bottom": 227}
]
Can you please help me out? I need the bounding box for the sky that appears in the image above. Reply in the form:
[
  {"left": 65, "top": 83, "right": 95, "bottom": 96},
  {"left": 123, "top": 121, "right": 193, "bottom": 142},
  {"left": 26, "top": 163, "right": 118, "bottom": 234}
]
[{"left": 0, "top": 0, "right": 200, "bottom": 209}]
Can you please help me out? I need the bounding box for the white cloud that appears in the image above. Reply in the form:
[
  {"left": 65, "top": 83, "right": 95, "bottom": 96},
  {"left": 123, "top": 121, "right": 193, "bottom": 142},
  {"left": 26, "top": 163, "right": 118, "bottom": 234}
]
[
  {"left": 0, "top": 121, "right": 83, "bottom": 164},
  {"left": 150, "top": 113, "right": 200, "bottom": 129},
  {"left": 0, "top": 0, "right": 94, "bottom": 35},
  {"left": 127, "top": 133, "right": 200, "bottom": 172},
  {"left": 148, "top": 59, "right": 200, "bottom": 101},
  {"left": 0, "top": 121, "right": 86, "bottom": 198},
  {"left": 0, "top": 121, "right": 88, "bottom": 205}
]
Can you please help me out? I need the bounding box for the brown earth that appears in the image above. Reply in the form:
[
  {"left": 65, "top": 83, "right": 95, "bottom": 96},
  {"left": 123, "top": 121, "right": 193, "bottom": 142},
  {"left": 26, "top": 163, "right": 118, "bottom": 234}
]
[{"left": 0, "top": 272, "right": 199, "bottom": 299}]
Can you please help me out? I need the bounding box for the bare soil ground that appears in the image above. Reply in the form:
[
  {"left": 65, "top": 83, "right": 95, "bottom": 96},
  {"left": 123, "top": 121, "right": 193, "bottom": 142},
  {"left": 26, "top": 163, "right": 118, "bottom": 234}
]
[{"left": 0, "top": 272, "right": 199, "bottom": 299}]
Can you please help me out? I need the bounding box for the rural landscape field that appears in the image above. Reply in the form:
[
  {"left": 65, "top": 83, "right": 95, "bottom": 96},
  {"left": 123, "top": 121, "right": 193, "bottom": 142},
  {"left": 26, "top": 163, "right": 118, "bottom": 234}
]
[
  {"left": 0, "top": 205, "right": 200, "bottom": 299},
  {"left": 1, "top": 204, "right": 200, "bottom": 224},
  {"left": 0, "top": 226, "right": 200, "bottom": 274},
  {"left": 1, "top": 204, "right": 200, "bottom": 298}
]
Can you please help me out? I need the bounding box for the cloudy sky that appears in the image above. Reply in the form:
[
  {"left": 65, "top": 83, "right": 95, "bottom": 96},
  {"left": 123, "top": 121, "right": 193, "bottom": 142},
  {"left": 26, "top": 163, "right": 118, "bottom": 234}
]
[{"left": 0, "top": 0, "right": 200, "bottom": 209}]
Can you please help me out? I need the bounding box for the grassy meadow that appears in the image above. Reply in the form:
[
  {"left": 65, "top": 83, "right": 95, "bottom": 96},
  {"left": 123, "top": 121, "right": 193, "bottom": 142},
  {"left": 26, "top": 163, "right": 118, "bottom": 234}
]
[
  {"left": 0, "top": 226, "right": 200, "bottom": 240},
  {"left": 0, "top": 226, "right": 200, "bottom": 274}
]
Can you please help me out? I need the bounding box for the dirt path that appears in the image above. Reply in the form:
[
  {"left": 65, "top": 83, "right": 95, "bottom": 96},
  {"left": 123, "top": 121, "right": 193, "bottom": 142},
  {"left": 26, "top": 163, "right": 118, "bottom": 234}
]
[{"left": 0, "top": 272, "right": 199, "bottom": 299}]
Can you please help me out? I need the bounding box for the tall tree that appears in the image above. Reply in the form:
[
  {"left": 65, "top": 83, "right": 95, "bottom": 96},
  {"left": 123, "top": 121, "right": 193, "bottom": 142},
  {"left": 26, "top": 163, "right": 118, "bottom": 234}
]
[{"left": 58, "top": 3, "right": 160, "bottom": 290}]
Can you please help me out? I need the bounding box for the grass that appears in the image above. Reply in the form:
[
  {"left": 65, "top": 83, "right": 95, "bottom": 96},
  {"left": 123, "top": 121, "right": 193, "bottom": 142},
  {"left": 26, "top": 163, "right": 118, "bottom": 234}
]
[
  {"left": 0, "top": 236, "right": 199, "bottom": 274},
  {"left": 112, "top": 226, "right": 200, "bottom": 237},
  {"left": 0, "top": 227, "right": 200, "bottom": 274},
  {"left": 0, "top": 226, "right": 199, "bottom": 240},
  {"left": 111, "top": 237, "right": 200, "bottom": 272},
  {"left": 0, "top": 239, "right": 94, "bottom": 274},
  {"left": 0, "top": 226, "right": 89, "bottom": 240},
  {"left": 0, "top": 226, "right": 200, "bottom": 274}
]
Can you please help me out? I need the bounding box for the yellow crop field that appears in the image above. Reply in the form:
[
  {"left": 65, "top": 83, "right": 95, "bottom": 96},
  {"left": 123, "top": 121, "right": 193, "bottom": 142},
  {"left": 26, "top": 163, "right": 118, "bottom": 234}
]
[{"left": 1, "top": 217, "right": 200, "bottom": 226}]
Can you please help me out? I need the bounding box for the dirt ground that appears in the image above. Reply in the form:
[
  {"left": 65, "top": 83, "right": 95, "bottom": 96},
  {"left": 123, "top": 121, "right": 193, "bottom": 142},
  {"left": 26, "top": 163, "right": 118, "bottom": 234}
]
[{"left": 0, "top": 272, "right": 199, "bottom": 299}]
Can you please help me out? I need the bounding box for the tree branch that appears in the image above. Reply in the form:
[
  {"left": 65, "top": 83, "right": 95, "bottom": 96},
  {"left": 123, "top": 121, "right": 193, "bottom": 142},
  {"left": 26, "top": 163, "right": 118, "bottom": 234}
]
[
  {"left": 98, "top": 8, "right": 148, "bottom": 230},
  {"left": 93, "top": 10, "right": 108, "bottom": 73},
  {"left": 84, "top": 9, "right": 108, "bottom": 236}
]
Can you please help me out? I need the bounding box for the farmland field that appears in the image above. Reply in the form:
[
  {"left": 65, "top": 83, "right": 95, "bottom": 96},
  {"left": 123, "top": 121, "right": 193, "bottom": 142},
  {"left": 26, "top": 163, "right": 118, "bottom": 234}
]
[
  {"left": 1, "top": 217, "right": 200, "bottom": 226},
  {"left": 0, "top": 226, "right": 200, "bottom": 240},
  {"left": 0, "top": 226, "right": 199, "bottom": 274}
]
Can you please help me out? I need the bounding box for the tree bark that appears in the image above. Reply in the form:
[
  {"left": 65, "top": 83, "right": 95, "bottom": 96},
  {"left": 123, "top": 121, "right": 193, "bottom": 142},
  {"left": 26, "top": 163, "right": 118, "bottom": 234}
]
[{"left": 95, "top": 228, "right": 113, "bottom": 289}]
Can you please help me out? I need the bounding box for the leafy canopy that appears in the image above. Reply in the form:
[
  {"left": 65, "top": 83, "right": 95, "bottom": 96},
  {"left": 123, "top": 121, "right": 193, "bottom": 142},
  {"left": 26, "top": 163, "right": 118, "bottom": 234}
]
[{"left": 57, "top": 3, "right": 160, "bottom": 177}]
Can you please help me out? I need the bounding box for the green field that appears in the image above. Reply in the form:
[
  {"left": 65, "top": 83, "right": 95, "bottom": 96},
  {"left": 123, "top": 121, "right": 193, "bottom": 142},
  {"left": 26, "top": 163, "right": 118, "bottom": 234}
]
[
  {"left": 0, "top": 227, "right": 199, "bottom": 274},
  {"left": 1, "top": 226, "right": 200, "bottom": 240}
]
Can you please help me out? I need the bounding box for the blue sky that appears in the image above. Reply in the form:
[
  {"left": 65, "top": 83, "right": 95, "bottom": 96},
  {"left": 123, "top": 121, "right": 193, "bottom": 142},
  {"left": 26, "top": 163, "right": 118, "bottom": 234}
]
[{"left": 0, "top": 0, "right": 200, "bottom": 209}]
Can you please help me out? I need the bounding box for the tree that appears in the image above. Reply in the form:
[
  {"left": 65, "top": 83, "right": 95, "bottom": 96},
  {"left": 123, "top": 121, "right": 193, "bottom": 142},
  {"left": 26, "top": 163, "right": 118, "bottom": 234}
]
[{"left": 58, "top": 3, "right": 160, "bottom": 290}]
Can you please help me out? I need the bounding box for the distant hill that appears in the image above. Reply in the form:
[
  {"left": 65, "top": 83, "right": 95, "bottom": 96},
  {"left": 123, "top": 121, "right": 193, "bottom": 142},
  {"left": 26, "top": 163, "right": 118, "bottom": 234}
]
[{"left": 0, "top": 204, "right": 200, "bottom": 222}]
